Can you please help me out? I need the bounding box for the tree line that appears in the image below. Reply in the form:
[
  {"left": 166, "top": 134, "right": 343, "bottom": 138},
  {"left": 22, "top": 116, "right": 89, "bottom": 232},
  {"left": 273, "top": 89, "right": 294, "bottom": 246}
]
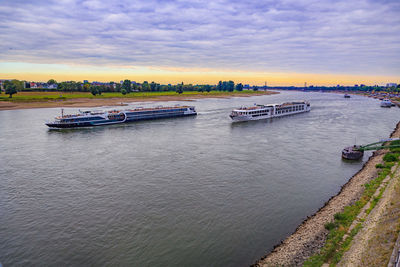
[
  {"left": 1, "top": 79, "right": 246, "bottom": 97},
  {"left": 2, "top": 78, "right": 399, "bottom": 98}
]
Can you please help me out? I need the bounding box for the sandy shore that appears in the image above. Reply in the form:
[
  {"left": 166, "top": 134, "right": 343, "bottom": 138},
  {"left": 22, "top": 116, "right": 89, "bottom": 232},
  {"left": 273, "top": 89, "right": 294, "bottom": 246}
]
[
  {"left": 0, "top": 91, "right": 277, "bottom": 111},
  {"left": 254, "top": 121, "right": 400, "bottom": 267}
]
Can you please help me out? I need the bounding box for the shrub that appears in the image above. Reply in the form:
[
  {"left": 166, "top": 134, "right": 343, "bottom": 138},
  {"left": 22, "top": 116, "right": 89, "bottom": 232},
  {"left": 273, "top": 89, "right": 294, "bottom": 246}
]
[
  {"left": 390, "top": 140, "right": 400, "bottom": 151},
  {"left": 325, "top": 222, "right": 336, "bottom": 231},
  {"left": 121, "top": 89, "right": 127, "bottom": 95},
  {"left": 334, "top": 212, "right": 346, "bottom": 221},
  {"left": 383, "top": 153, "right": 399, "bottom": 162}
]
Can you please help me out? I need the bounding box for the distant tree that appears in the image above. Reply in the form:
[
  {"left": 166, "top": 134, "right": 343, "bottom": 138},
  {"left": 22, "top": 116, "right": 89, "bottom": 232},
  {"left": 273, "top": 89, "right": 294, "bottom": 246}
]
[
  {"left": 121, "top": 89, "right": 127, "bottom": 95},
  {"left": 11, "top": 80, "right": 24, "bottom": 91},
  {"left": 150, "top": 81, "right": 157, "bottom": 91},
  {"left": 236, "top": 83, "right": 243, "bottom": 91},
  {"left": 176, "top": 82, "right": 183, "bottom": 94},
  {"left": 122, "top": 79, "right": 131, "bottom": 93},
  {"left": 131, "top": 83, "right": 137, "bottom": 91},
  {"left": 217, "top": 81, "right": 223, "bottom": 91},
  {"left": 142, "top": 81, "right": 150, "bottom": 91},
  {"left": 4, "top": 80, "right": 17, "bottom": 98},
  {"left": 90, "top": 86, "right": 98, "bottom": 96},
  {"left": 47, "top": 79, "right": 57, "bottom": 85},
  {"left": 77, "top": 83, "right": 83, "bottom": 91},
  {"left": 107, "top": 82, "right": 115, "bottom": 92},
  {"left": 205, "top": 85, "right": 211, "bottom": 92},
  {"left": 83, "top": 83, "right": 90, "bottom": 92},
  {"left": 222, "top": 81, "right": 228, "bottom": 91},
  {"left": 115, "top": 83, "right": 121, "bottom": 92},
  {"left": 184, "top": 84, "right": 194, "bottom": 91},
  {"left": 253, "top": 86, "right": 259, "bottom": 91},
  {"left": 227, "top": 80, "right": 235, "bottom": 92}
]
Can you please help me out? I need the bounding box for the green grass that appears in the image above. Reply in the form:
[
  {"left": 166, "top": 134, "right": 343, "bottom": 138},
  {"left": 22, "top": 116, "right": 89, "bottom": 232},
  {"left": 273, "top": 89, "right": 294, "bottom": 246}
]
[
  {"left": 390, "top": 140, "right": 400, "bottom": 153},
  {"left": 383, "top": 153, "right": 399, "bottom": 162},
  {"left": 375, "top": 162, "right": 394, "bottom": 169},
  {"left": 303, "top": 166, "right": 393, "bottom": 267},
  {"left": 0, "top": 90, "right": 265, "bottom": 102}
]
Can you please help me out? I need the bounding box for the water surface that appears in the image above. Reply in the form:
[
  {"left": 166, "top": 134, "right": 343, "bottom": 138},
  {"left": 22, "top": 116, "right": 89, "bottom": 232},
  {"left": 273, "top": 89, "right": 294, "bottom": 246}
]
[{"left": 0, "top": 91, "right": 399, "bottom": 266}]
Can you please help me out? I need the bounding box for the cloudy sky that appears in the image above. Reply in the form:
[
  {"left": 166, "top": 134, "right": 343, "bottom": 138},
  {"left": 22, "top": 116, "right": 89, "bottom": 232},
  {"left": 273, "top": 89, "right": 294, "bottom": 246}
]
[{"left": 0, "top": 0, "right": 399, "bottom": 85}]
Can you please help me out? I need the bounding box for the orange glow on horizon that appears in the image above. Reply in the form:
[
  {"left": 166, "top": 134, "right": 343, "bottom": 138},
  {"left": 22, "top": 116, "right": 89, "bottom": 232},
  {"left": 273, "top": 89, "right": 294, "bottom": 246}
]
[{"left": 0, "top": 63, "right": 398, "bottom": 86}]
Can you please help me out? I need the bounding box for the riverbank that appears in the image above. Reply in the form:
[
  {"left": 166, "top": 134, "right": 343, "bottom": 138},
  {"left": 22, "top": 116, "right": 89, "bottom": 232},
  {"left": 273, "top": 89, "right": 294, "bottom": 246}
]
[
  {"left": 337, "top": 162, "right": 400, "bottom": 266},
  {"left": 254, "top": 121, "right": 400, "bottom": 266},
  {"left": 0, "top": 90, "right": 277, "bottom": 110}
]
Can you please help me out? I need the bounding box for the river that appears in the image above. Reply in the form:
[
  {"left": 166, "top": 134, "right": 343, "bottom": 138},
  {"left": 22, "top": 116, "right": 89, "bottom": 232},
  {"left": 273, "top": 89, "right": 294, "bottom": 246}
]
[{"left": 0, "top": 91, "right": 399, "bottom": 266}]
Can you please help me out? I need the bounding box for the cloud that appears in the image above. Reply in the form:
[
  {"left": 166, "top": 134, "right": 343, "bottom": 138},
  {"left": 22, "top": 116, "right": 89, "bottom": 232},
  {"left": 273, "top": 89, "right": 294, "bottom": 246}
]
[{"left": 0, "top": 0, "right": 399, "bottom": 76}]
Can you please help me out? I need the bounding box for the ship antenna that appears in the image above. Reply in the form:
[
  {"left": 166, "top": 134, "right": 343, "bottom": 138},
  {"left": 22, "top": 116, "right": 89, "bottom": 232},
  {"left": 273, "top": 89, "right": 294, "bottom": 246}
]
[{"left": 61, "top": 108, "right": 64, "bottom": 117}]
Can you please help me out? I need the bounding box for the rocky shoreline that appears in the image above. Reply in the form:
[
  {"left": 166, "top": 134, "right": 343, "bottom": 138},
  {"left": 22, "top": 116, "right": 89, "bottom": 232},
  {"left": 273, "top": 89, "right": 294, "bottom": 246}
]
[{"left": 254, "top": 121, "right": 400, "bottom": 267}]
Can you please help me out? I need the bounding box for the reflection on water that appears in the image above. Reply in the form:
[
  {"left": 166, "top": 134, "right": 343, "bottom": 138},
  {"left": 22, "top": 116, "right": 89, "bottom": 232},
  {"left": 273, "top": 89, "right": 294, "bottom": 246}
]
[{"left": 0, "top": 91, "right": 399, "bottom": 266}]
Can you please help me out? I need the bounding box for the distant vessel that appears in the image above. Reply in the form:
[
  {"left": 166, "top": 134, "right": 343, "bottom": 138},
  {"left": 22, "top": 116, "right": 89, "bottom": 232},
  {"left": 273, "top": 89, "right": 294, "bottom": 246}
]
[
  {"left": 46, "top": 106, "right": 197, "bottom": 128},
  {"left": 230, "top": 101, "right": 310, "bottom": 122},
  {"left": 380, "top": 99, "right": 392, "bottom": 108},
  {"left": 344, "top": 94, "right": 350, "bottom": 98}
]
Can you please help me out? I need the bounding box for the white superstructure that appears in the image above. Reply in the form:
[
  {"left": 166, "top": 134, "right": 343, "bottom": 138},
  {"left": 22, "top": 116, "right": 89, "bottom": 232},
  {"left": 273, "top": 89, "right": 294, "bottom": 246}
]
[
  {"left": 380, "top": 98, "right": 392, "bottom": 108},
  {"left": 230, "top": 100, "right": 310, "bottom": 122}
]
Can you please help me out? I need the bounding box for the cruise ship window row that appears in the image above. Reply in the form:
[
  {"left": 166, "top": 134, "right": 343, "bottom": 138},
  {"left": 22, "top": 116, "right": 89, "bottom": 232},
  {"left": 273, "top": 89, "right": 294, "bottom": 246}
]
[
  {"left": 128, "top": 110, "right": 183, "bottom": 116},
  {"left": 247, "top": 110, "right": 269, "bottom": 115},
  {"left": 276, "top": 105, "right": 305, "bottom": 114},
  {"left": 128, "top": 109, "right": 185, "bottom": 115},
  {"left": 62, "top": 117, "right": 104, "bottom": 122}
]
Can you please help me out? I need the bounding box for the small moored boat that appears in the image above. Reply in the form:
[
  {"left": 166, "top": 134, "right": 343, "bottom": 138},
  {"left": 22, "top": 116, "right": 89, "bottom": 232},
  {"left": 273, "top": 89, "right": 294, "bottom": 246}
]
[
  {"left": 380, "top": 99, "right": 392, "bottom": 108},
  {"left": 342, "top": 146, "right": 364, "bottom": 160}
]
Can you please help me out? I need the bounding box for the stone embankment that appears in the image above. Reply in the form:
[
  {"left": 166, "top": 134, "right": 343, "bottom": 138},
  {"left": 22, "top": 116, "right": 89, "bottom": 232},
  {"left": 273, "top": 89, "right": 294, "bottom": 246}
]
[{"left": 254, "top": 121, "right": 400, "bottom": 267}]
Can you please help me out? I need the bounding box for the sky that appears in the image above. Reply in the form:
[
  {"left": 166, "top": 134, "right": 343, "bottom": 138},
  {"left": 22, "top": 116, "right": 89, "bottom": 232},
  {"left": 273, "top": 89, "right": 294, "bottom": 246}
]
[{"left": 0, "top": 0, "right": 399, "bottom": 86}]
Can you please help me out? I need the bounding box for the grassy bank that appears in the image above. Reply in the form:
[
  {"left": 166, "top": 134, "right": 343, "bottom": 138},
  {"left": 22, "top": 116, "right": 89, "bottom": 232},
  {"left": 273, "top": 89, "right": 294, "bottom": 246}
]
[
  {"left": 0, "top": 90, "right": 269, "bottom": 102},
  {"left": 303, "top": 142, "right": 400, "bottom": 267}
]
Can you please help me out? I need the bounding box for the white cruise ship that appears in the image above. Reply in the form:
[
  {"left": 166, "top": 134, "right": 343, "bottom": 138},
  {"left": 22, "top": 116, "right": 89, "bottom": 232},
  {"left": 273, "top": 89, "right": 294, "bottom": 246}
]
[{"left": 230, "top": 100, "right": 310, "bottom": 122}]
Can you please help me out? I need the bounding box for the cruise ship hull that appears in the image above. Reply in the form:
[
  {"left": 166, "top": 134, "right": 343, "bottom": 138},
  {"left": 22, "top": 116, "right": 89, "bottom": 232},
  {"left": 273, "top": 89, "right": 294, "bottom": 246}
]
[{"left": 230, "top": 109, "right": 309, "bottom": 122}]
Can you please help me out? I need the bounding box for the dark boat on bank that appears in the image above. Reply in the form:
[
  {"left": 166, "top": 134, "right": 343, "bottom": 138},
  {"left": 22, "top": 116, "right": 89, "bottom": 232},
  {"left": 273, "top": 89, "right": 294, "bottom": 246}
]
[{"left": 342, "top": 145, "right": 364, "bottom": 160}]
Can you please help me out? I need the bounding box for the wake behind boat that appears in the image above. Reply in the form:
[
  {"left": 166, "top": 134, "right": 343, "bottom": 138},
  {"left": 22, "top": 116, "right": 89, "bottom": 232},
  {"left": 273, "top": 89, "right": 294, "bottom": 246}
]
[
  {"left": 46, "top": 105, "right": 197, "bottom": 128},
  {"left": 230, "top": 100, "right": 310, "bottom": 122}
]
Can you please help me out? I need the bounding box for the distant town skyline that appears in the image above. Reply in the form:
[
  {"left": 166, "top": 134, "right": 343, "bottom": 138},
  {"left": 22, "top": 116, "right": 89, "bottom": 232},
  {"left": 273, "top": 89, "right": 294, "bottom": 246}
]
[{"left": 0, "top": 0, "right": 399, "bottom": 85}]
